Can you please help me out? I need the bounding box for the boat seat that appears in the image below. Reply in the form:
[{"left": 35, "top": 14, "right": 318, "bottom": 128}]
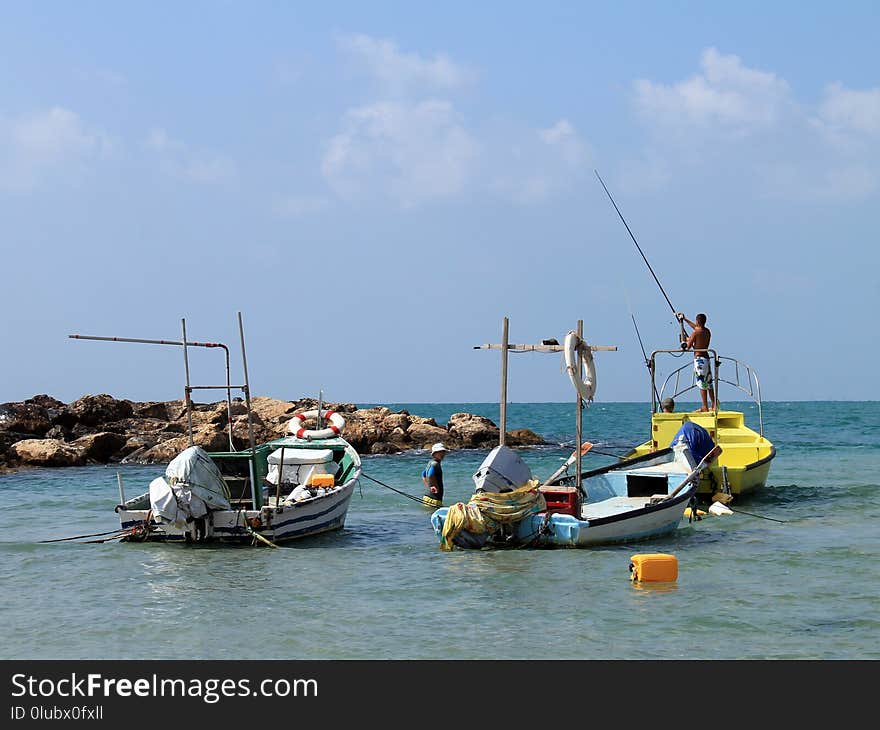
[{"left": 582, "top": 496, "right": 650, "bottom": 520}]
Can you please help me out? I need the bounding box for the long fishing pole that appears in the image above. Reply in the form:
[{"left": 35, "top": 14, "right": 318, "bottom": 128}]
[
  {"left": 596, "top": 170, "right": 687, "bottom": 345},
  {"left": 632, "top": 313, "right": 663, "bottom": 405},
  {"left": 623, "top": 285, "right": 663, "bottom": 406}
]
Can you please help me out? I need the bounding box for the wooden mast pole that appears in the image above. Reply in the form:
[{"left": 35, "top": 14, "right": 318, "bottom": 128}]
[{"left": 576, "top": 320, "right": 584, "bottom": 495}]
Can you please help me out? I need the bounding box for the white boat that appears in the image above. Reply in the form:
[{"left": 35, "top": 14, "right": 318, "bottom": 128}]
[
  {"left": 430, "top": 441, "right": 716, "bottom": 549},
  {"left": 430, "top": 317, "right": 719, "bottom": 550},
  {"left": 116, "top": 433, "right": 362, "bottom": 546},
  {"left": 74, "top": 313, "right": 361, "bottom": 546}
]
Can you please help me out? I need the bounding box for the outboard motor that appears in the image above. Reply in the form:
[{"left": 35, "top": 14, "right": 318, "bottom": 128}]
[{"left": 472, "top": 445, "right": 533, "bottom": 493}]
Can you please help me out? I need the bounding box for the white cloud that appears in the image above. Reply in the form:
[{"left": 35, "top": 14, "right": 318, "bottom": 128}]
[
  {"left": 321, "top": 100, "right": 477, "bottom": 207},
  {"left": 539, "top": 119, "right": 588, "bottom": 168},
  {"left": 146, "top": 127, "right": 235, "bottom": 185},
  {"left": 0, "top": 107, "right": 113, "bottom": 191},
  {"left": 311, "top": 35, "right": 589, "bottom": 208},
  {"left": 634, "top": 47, "right": 791, "bottom": 131},
  {"left": 628, "top": 49, "right": 880, "bottom": 203},
  {"left": 489, "top": 119, "right": 590, "bottom": 203},
  {"left": 817, "top": 83, "right": 880, "bottom": 136},
  {"left": 337, "top": 33, "right": 476, "bottom": 93}
]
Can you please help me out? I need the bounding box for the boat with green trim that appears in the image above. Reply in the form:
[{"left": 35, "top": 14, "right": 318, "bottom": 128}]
[{"left": 74, "top": 312, "right": 361, "bottom": 545}]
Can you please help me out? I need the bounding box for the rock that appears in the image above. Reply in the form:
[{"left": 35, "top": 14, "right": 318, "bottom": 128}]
[
  {"left": 339, "top": 420, "right": 385, "bottom": 453},
  {"left": 11, "top": 438, "right": 85, "bottom": 467},
  {"left": 0, "top": 431, "right": 33, "bottom": 465},
  {"left": 506, "top": 428, "right": 546, "bottom": 446},
  {"left": 447, "top": 413, "right": 500, "bottom": 448},
  {"left": 118, "top": 434, "right": 161, "bottom": 461},
  {"left": 407, "top": 423, "right": 454, "bottom": 449},
  {"left": 44, "top": 425, "right": 67, "bottom": 440},
  {"left": 249, "top": 396, "right": 299, "bottom": 427},
  {"left": 387, "top": 426, "right": 409, "bottom": 445},
  {"left": 132, "top": 401, "right": 171, "bottom": 420},
  {"left": 370, "top": 441, "right": 401, "bottom": 454},
  {"left": 383, "top": 413, "right": 412, "bottom": 431},
  {"left": 175, "top": 403, "right": 224, "bottom": 429},
  {"left": 64, "top": 394, "right": 134, "bottom": 427},
  {"left": 0, "top": 393, "right": 548, "bottom": 464},
  {"left": 0, "top": 402, "right": 54, "bottom": 436},
  {"left": 72, "top": 432, "right": 128, "bottom": 462}
]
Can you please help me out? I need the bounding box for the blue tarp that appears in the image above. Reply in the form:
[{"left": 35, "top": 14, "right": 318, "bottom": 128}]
[{"left": 669, "top": 421, "right": 715, "bottom": 464}]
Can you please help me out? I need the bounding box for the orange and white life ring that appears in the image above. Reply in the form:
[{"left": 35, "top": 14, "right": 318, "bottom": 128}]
[
  {"left": 564, "top": 330, "right": 596, "bottom": 403},
  {"left": 288, "top": 409, "right": 346, "bottom": 440}
]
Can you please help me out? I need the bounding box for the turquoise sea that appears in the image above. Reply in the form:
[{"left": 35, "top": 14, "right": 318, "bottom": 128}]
[{"left": 1, "top": 401, "right": 878, "bottom": 660}]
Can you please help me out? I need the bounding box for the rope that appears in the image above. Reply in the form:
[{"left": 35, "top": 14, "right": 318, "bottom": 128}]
[
  {"left": 39, "top": 528, "right": 131, "bottom": 543},
  {"left": 361, "top": 472, "right": 428, "bottom": 505},
  {"left": 728, "top": 507, "right": 787, "bottom": 523},
  {"left": 245, "top": 522, "right": 279, "bottom": 547}
]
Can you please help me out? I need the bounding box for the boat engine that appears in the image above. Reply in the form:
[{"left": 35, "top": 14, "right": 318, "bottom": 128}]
[{"left": 472, "top": 445, "right": 533, "bottom": 493}]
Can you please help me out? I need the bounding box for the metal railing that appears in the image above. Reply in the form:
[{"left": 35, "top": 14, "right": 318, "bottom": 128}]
[{"left": 650, "top": 349, "right": 764, "bottom": 437}]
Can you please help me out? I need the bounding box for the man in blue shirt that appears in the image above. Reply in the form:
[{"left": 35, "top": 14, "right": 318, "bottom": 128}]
[{"left": 421, "top": 442, "right": 448, "bottom": 507}]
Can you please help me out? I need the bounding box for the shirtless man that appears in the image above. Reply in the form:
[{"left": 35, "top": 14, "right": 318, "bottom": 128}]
[{"left": 676, "top": 312, "right": 716, "bottom": 412}]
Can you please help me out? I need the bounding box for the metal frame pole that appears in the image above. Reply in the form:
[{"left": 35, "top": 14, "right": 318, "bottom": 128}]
[
  {"left": 181, "top": 318, "right": 194, "bottom": 446},
  {"left": 237, "top": 312, "right": 259, "bottom": 509},
  {"left": 499, "top": 316, "right": 509, "bottom": 447}
]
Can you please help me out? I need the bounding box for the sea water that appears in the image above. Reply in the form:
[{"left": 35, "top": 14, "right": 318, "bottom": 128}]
[{"left": 1, "top": 401, "right": 878, "bottom": 660}]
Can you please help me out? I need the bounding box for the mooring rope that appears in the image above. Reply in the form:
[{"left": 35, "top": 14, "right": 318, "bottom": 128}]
[{"left": 361, "top": 472, "right": 429, "bottom": 505}]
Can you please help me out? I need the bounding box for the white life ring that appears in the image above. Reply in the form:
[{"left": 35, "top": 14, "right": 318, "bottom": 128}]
[
  {"left": 288, "top": 409, "right": 346, "bottom": 440},
  {"left": 564, "top": 330, "right": 596, "bottom": 402}
]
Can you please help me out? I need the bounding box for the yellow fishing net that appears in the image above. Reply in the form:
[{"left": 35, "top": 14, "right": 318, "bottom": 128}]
[{"left": 439, "top": 479, "right": 545, "bottom": 551}]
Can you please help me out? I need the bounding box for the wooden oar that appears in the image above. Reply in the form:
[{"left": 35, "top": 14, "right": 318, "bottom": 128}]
[{"left": 541, "top": 442, "right": 593, "bottom": 486}]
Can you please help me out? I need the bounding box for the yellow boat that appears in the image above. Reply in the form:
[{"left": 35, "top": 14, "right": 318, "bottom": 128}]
[{"left": 626, "top": 349, "right": 776, "bottom": 499}]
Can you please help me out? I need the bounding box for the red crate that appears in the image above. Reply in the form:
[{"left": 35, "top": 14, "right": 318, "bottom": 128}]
[{"left": 538, "top": 486, "right": 580, "bottom": 516}]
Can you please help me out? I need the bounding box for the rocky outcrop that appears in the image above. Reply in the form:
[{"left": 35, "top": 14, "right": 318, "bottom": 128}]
[
  {"left": 0, "top": 393, "right": 547, "bottom": 470},
  {"left": 10, "top": 439, "right": 86, "bottom": 467}
]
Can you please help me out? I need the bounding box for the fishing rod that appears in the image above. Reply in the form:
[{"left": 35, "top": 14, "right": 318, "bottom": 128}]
[
  {"left": 632, "top": 313, "right": 664, "bottom": 406},
  {"left": 595, "top": 170, "right": 688, "bottom": 346},
  {"left": 623, "top": 285, "right": 664, "bottom": 406}
]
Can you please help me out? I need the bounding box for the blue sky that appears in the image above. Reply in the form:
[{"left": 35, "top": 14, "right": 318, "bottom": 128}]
[{"left": 1, "top": 1, "right": 878, "bottom": 405}]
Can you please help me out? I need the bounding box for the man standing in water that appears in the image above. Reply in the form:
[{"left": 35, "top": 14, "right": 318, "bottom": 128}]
[
  {"left": 421, "top": 442, "right": 448, "bottom": 507},
  {"left": 676, "top": 312, "right": 717, "bottom": 412}
]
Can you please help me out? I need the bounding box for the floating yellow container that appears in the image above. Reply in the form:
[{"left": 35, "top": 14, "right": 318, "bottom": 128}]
[
  {"left": 308, "top": 473, "right": 335, "bottom": 488},
  {"left": 630, "top": 553, "right": 678, "bottom": 582}
]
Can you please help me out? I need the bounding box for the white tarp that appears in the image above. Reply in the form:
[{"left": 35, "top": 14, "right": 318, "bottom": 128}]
[
  {"left": 165, "top": 446, "right": 231, "bottom": 510},
  {"left": 267, "top": 448, "right": 333, "bottom": 465},
  {"left": 265, "top": 448, "right": 338, "bottom": 486},
  {"left": 149, "top": 476, "right": 209, "bottom": 529},
  {"left": 472, "top": 445, "right": 533, "bottom": 493}
]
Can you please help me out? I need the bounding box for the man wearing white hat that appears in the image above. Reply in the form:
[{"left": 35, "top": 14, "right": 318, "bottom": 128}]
[{"left": 421, "top": 443, "right": 449, "bottom": 508}]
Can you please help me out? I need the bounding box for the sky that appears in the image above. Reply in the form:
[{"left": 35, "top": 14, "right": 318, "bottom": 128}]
[{"left": 1, "top": 1, "right": 878, "bottom": 405}]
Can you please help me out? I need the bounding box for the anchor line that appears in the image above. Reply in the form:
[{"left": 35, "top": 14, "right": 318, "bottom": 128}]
[{"left": 361, "top": 472, "right": 429, "bottom": 505}]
